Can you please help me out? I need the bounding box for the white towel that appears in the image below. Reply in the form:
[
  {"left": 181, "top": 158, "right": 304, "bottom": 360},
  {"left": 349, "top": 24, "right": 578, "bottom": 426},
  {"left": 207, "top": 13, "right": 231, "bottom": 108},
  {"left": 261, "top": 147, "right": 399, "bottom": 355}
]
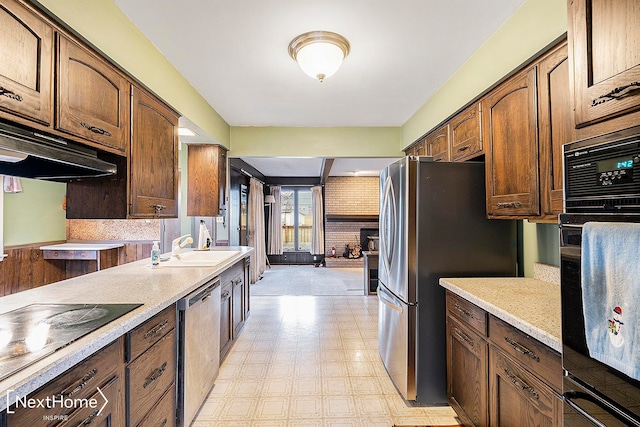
[{"left": 581, "top": 221, "right": 640, "bottom": 381}]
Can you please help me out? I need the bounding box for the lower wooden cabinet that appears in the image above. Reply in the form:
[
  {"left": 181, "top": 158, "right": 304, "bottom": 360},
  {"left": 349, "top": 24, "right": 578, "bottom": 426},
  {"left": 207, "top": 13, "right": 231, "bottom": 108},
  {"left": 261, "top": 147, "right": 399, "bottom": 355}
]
[
  {"left": 59, "top": 375, "right": 122, "bottom": 427},
  {"left": 489, "top": 346, "right": 562, "bottom": 427},
  {"left": 445, "top": 291, "right": 563, "bottom": 426},
  {"left": 220, "top": 281, "right": 233, "bottom": 360},
  {"left": 5, "top": 337, "right": 125, "bottom": 427},
  {"left": 446, "top": 315, "right": 488, "bottom": 427}
]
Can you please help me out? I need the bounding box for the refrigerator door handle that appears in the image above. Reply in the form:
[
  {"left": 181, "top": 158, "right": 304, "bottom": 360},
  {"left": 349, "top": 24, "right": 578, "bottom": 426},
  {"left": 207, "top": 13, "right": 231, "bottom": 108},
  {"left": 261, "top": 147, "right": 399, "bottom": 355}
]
[
  {"left": 378, "top": 286, "right": 404, "bottom": 313},
  {"left": 380, "top": 176, "right": 397, "bottom": 273}
]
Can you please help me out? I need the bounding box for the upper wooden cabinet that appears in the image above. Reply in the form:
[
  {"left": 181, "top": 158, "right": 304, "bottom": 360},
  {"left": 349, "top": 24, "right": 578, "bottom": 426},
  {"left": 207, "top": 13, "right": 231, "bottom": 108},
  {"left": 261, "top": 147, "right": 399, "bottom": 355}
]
[
  {"left": 130, "top": 85, "right": 178, "bottom": 218},
  {"left": 537, "top": 43, "right": 575, "bottom": 222},
  {"left": 483, "top": 67, "right": 540, "bottom": 219},
  {"left": 187, "top": 144, "right": 227, "bottom": 217},
  {"left": 56, "top": 34, "right": 129, "bottom": 154},
  {"left": 0, "top": 0, "right": 53, "bottom": 126},
  {"left": 450, "top": 102, "right": 482, "bottom": 161},
  {"left": 569, "top": 0, "right": 640, "bottom": 128},
  {"left": 426, "top": 124, "right": 450, "bottom": 162}
]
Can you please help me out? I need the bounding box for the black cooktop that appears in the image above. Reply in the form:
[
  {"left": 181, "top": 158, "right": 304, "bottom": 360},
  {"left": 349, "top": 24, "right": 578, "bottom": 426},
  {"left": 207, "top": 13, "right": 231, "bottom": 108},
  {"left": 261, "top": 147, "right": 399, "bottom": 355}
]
[{"left": 0, "top": 303, "right": 141, "bottom": 382}]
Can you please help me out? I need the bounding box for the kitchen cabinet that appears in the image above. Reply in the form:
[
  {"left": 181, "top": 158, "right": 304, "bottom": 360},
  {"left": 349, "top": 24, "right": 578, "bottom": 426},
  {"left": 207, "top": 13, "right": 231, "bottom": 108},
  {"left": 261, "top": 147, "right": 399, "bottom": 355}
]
[
  {"left": 125, "top": 304, "right": 177, "bottom": 427},
  {"left": 0, "top": 0, "right": 53, "bottom": 126},
  {"left": 569, "top": 0, "right": 640, "bottom": 129},
  {"left": 450, "top": 102, "right": 483, "bottom": 161},
  {"left": 6, "top": 337, "right": 125, "bottom": 426},
  {"left": 129, "top": 85, "right": 179, "bottom": 218},
  {"left": 187, "top": 144, "right": 227, "bottom": 217},
  {"left": 56, "top": 34, "right": 129, "bottom": 154},
  {"left": 426, "top": 124, "right": 450, "bottom": 162},
  {"left": 232, "top": 272, "right": 244, "bottom": 337},
  {"left": 483, "top": 66, "right": 540, "bottom": 219},
  {"left": 219, "top": 280, "right": 233, "bottom": 360},
  {"left": 536, "top": 43, "right": 575, "bottom": 222},
  {"left": 59, "top": 375, "right": 121, "bottom": 427},
  {"left": 445, "top": 291, "right": 562, "bottom": 426},
  {"left": 446, "top": 291, "right": 488, "bottom": 427},
  {"left": 243, "top": 256, "right": 251, "bottom": 320}
]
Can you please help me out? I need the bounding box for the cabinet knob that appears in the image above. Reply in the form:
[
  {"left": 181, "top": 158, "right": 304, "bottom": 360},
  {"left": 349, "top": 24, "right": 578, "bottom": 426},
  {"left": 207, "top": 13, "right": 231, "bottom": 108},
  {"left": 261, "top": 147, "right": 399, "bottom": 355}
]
[{"left": 150, "top": 204, "right": 167, "bottom": 214}]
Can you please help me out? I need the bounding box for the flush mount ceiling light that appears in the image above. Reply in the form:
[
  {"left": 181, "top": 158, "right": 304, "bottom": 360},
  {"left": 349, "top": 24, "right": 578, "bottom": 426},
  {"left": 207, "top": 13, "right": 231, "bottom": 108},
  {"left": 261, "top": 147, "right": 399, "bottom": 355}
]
[{"left": 288, "top": 31, "right": 350, "bottom": 82}]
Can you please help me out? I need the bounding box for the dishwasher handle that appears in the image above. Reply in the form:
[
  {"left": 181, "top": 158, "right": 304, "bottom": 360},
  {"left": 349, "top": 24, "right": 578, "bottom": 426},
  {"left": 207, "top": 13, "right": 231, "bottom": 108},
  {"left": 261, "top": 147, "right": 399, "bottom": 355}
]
[{"left": 178, "top": 278, "right": 221, "bottom": 310}]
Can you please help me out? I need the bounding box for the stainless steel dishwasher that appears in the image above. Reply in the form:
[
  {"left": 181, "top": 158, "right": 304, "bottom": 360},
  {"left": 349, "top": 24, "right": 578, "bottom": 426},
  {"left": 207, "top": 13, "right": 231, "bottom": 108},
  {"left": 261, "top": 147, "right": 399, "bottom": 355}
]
[{"left": 177, "top": 278, "right": 221, "bottom": 427}]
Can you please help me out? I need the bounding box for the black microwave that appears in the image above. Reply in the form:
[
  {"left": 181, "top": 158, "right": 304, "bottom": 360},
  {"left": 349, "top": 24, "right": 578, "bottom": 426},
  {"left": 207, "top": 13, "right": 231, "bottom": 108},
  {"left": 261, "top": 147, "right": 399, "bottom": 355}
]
[{"left": 564, "top": 125, "right": 640, "bottom": 213}]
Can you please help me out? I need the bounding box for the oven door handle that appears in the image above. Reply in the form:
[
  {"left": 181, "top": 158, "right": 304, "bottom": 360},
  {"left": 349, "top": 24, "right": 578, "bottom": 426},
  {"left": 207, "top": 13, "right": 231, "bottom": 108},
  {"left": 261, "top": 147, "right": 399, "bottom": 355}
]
[{"left": 564, "top": 391, "right": 640, "bottom": 427}]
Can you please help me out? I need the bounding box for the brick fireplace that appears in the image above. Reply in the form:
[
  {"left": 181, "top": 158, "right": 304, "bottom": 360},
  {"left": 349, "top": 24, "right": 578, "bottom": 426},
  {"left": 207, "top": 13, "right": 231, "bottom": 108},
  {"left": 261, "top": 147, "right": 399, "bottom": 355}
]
[{"left": 323, "top": 176, "right": 379, "bottom": 267}]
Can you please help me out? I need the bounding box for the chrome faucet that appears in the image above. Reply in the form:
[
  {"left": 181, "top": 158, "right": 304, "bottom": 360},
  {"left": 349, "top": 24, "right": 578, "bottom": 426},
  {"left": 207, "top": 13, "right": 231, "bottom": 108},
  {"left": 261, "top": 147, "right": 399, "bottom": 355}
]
[{"left": 171, "top": 234, "right": 193, "bottom": 257}]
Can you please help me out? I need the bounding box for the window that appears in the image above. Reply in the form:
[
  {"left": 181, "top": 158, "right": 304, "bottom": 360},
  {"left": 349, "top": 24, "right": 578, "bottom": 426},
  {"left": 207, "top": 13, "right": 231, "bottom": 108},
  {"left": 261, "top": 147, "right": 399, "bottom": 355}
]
[{"left": 281, "top": 187, "right": 312, "bottom": 252}]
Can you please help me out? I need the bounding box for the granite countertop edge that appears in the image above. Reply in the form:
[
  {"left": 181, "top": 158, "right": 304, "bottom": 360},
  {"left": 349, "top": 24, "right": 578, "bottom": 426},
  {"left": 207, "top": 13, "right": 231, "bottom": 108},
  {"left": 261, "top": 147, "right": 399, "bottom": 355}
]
[
  {"left": 0, "top": 246, "right": 254, "bottom": 412},
  {"left": 439, "top": 277, "right": 561, "bottom": 354}
]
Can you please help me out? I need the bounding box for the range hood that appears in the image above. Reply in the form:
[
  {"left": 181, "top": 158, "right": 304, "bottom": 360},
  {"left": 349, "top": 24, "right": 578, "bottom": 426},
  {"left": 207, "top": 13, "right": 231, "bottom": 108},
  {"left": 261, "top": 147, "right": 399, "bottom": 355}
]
[{"left": 0, "top": 121, "right": 117, "bottom": 181}]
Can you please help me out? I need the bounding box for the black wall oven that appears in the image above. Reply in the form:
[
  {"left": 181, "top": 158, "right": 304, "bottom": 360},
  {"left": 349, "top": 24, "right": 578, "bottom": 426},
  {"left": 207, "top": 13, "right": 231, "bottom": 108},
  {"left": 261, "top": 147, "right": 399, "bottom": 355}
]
[{"left": 561, "top": 126, "right": 640, "bottom": 426}]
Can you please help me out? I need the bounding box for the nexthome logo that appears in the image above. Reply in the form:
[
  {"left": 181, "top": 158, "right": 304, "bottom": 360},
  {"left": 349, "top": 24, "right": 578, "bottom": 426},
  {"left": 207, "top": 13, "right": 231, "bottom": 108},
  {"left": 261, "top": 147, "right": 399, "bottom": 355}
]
[{"left": 5, "top": 387, "right": 109, "bottom": 419}]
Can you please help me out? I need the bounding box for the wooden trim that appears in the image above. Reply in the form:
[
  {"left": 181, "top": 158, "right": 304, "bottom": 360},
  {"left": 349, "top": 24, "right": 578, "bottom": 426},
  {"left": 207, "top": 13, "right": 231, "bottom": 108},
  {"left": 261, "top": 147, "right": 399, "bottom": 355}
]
[{"left": 325, "top": 214, "right": 379, "bottom": 222}]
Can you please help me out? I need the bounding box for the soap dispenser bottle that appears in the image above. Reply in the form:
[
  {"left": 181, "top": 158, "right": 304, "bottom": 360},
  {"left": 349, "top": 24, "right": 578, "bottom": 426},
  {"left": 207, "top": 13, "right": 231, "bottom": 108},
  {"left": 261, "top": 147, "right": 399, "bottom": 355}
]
[{"left": 151, "top": 241, "right": 161, "bottom": 266}]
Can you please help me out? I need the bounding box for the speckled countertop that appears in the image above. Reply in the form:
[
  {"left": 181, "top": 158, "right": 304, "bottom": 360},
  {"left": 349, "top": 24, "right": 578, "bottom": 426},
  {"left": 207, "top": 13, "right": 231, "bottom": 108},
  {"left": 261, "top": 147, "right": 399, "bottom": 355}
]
[
  {"left": 0, "top": 246, "right": 253, "bottom": 412},
  {"left": 439, "top": 277, "right": 561, "bottom": 353}
]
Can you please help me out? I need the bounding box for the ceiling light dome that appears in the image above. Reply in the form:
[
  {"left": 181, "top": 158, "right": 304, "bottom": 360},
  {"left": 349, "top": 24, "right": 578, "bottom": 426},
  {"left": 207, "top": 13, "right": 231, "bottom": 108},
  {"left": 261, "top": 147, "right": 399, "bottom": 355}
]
[{"left": 288, "top": 31, "right": 350, "bottom": 82}]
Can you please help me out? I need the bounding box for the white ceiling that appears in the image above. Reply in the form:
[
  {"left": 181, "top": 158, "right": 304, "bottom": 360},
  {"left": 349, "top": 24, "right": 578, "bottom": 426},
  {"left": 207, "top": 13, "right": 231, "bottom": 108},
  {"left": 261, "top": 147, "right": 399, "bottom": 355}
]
[
  {"left": 239, "top": 157, "right": 399, "bottom": 177},
  {"left": 118, "top": 0, "right": 525, "bottom": 177}
]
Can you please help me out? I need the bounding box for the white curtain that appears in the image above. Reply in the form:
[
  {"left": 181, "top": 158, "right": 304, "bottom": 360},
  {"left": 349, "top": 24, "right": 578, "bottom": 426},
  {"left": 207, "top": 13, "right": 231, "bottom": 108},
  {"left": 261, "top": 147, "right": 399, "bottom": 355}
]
[
  {"left": 248, "top": 178, "right": 266, "bottom": 283},
  {"left": 310, "top": 185, "right": 324, "bottom": 255},
  {"left": 267, "top": 186, "right": 282, "bottom": 255}
]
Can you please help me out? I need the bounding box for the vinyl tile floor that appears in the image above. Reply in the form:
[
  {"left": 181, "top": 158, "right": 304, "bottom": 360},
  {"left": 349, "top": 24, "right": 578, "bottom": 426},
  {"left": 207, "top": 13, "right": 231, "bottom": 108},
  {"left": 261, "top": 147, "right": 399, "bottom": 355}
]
[
  {"left": 251, "top": 265, "right": 365, "bottom": 296},
  {"left": 191, "top": 294, "right": 461, "bottom": 426}
]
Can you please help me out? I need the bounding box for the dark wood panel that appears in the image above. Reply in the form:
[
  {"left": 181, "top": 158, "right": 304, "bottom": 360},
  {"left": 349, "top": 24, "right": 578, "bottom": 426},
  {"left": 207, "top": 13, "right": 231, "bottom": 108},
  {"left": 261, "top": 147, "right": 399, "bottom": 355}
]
[
  {"left": 1, "top": 242, "right": 66, "bottom": 295},
  {"left": 187, "top": 144, "right": 227, "bottom": 217}
]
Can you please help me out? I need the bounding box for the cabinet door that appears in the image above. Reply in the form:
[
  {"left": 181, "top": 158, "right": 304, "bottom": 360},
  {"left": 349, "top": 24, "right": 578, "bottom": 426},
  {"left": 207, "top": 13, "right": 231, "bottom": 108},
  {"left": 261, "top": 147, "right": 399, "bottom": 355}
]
[
  {"left": 220, "top": 283, "right": 233, "bottom": 360},
  {"left": 426, "top": 124, "right": 450, "bottom": 162},
  {"left": 57, "top": 35, "right": 129, "bottom": 153},
  {"left": 0, "top": 0, "right": 53, "bottom": 126},
  {"left": 243, "top": 257, "right": 250, "bottom": 320},
  {"left": 232, "top": 274, "right": 244, "bottom": 336},
  {"left": 415, "top": 138, "right": 427, "bottom": 156},
  {"left": 537, "top": 42, "right": 575, "bottom": 221},
  {"left": 59, "top": 375, "right": 123, "bottom": 427},
  {"left": 489, "top": 347, "right": 562, "bottom": 427},
  {"left": 483, "top": 67, "right": 540, "bottom": 218},
  {"left": 130, "top": 85, "right": 178, "bottom": 218},
  {"left": 570, "top": 0, "right": 640, "bottom": 127},
  {"left": 447, "top": 316, "right": 488, "bottom": 427},
  {"left": 187, "top": 144, "right": 227, "bottom": 217},
  {"left": 451, "top": 102, "right": 482, "bottom": 161}
]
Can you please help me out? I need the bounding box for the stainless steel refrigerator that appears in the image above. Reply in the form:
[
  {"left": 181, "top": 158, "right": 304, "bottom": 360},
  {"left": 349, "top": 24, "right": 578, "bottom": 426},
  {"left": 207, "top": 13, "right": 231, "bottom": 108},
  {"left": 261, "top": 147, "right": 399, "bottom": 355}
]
[{"left": 378, "top": 157, "right": 517, "bottom": 404}]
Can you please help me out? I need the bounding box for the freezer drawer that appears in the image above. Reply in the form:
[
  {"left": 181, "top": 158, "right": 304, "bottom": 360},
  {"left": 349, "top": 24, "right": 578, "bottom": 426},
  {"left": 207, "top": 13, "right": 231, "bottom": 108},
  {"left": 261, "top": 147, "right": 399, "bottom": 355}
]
[{"left": 378, "top": 284, "right": 415, "bottom": 400}]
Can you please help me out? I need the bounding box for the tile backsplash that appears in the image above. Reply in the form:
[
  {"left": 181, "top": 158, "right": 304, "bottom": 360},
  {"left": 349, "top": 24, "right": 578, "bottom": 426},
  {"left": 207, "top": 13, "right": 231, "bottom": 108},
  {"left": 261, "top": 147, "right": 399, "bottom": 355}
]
[
  {"left": 533, "top": 262, "right": 560, "bottom": 285},
  {"left": 67, "top": 219, "right": 160, "bottom": 241}
]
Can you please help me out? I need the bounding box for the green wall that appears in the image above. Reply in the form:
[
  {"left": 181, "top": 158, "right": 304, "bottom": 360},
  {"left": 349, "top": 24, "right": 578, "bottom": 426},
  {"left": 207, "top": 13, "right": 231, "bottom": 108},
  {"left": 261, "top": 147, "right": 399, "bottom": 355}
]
[
  {"left": 4, "top": 179, "right": 66, "bottom": 245},
  {"left": 231, "top": 127, "right": 403, "bottom": 157}
]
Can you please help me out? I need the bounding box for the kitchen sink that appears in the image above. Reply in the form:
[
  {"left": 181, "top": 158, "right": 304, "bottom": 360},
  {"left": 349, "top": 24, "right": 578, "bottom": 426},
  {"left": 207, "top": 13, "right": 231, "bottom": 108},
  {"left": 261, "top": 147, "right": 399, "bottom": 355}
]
[{"left": 157, "top": 250, "right": 240, "bottom": 267}]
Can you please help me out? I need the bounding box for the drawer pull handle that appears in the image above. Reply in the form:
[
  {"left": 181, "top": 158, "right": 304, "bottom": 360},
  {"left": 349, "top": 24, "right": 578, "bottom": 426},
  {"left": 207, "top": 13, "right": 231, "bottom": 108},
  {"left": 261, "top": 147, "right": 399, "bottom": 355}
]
[
  {"left": 159, "top": 419, "right": 168, "bottom": 427},
  {"left": 454, "top": 303, "right": 475, "bottom": 319},
  {"left": 80, "top": 122, "right": 112, "bottom": 137},
  {"left": 221, "top": 291, "right": 230, "bottom": 299},
  {"left": 143, "top": 362, "right": 167, "bottom": 388},
  {"left": 0, "top": 87, "right": 23, "bottom": 102},
  {"left": 150, "top": 204, "right": 167, "bottom": 214},
  {"left": 454, "top": 328, "right": 474, "bottom": 347},
  {"left": 144, "top": 319, "right": 169, "bottom": 339},
  {"left": 497, "top": 201, "right": 523, "bottom": 208},
  {"left": 76, "top": 409, "right": 100, "bottom": 427},
  {"left": 58, "top": 369, "right": 98, "bottom": 399},
  {"left": 457, "top": 145, "right": 471, "bottom": 152},
  {"left": 504, "top": 368, "right": 539, "bottom": 400},
  {"left": 504, "top": 336, "right": 540, "bottom": 362},
  {"left": 592, "top": 81, "right": 640, "bottom": 106}
]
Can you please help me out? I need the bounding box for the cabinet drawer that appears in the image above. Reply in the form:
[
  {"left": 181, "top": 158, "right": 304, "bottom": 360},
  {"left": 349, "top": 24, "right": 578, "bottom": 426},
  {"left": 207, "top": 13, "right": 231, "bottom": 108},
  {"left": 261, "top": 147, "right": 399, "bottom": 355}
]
[
  {"left": 6, "top": 337, "right": 122, "bottom": 426},
  {"left": 446, "top": 291, "right": 487, "bottom": 336},
  {"left": 126, "top": 329, "right": 176, "bottom": 427},
  {"left": 59, "top": 375, "right": 122, "bottom": 427},
  {"left": 450, "top": 102, "right": 482, "bottom": 161},
  {"left": 136, "top": 385, "right": 176, "bottom": 427},
  {"left": 488, "top": 315, "right": 561, "bottom": 393},
  {"left": 127, "top": 305, "right": 176, "bottom": 363},
  {"left": 490, "top": 346, "right": 561, "bottom": 425},
  {"left": 220, "top": 260, "right": 243, "bottom": 285}
]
